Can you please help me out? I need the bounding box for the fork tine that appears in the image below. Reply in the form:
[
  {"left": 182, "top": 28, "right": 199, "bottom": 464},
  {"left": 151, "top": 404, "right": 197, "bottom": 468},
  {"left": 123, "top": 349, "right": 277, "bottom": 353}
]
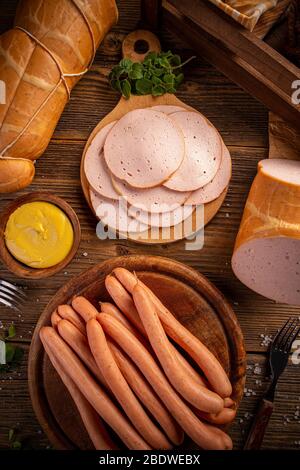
[
  {"left": 276, "top": 318, "right": 297, "bottom": 350},
  {"left": 283, "top": 324, "right": 300, "bottom": 353},
  {"left": 271, "top": 317, "right": 292, "bottom": 350},
  {"left": 0, "top": 289, "right": 22, "bottom": 308},
  {"left": 0, "top": 280, "right": 27, "bottom": 298},
  {"left": 0, "top": 286, "right": 26, "bottom": 304},
  {"left": 0, "top": 296, "right": 22, "bottom": 313}
]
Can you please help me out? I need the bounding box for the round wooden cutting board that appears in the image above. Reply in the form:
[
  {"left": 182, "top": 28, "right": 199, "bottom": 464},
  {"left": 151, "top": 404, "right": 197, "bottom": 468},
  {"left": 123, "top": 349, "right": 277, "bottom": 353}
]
[
  {"left": 29, "top": 255, "right": 246, "bottom": 450},
  {"left": 80, "top": 30, "right": 229, "bottom": 245}
]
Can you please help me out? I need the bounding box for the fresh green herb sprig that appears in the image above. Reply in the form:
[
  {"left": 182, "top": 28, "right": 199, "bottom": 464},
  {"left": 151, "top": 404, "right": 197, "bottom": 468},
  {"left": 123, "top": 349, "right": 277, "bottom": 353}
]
[
  {"left": 109, "top": 51, "right": 195, "bottom": 99},
  {"left": 0, "top": 323, "right": 24, "bottom": 372},
  {"left": 8, "top": 429, "right": 22, "bottom": 450}
]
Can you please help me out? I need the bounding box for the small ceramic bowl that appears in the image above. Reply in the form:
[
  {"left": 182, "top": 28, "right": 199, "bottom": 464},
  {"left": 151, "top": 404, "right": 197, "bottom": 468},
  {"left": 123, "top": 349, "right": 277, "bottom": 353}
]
[{"left": 0, "top": 192, "right": 81, "bottom": 279}]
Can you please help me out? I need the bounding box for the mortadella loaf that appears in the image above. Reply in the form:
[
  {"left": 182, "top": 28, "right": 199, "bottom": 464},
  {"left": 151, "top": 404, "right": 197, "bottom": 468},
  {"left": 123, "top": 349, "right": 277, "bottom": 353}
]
[
  {"left": 232, "top": 159, "right": 300, "bottom": 305},
  {"left": 0, "top": 0, "right": 118, "bottom": 193}
]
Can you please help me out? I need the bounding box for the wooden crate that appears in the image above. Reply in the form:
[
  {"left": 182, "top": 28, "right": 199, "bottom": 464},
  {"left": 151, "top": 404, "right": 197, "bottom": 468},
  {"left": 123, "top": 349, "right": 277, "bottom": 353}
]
[{"left": 141, "top": 0, "right": 300, "bottom": 130}]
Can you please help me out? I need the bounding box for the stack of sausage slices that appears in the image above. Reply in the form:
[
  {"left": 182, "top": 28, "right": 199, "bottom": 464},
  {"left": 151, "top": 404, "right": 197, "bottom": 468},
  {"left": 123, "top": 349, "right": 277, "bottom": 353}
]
[
  {"left": 84, "top": 106, "right": 232, "bottom": 234},
  {"left": 41, "top": 268, "right": 235, "bottom": 450}
]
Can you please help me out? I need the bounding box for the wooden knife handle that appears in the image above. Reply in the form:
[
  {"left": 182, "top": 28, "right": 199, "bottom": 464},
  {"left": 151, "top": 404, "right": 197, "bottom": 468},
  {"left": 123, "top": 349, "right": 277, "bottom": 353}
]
[{"left": 244, "top": 399, "right": 274, "bottom": 450}]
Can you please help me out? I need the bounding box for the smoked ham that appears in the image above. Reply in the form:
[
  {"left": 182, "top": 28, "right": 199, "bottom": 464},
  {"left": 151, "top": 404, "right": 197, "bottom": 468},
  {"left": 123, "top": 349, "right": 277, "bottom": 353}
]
[
  {"left": 0, "top": 0, "right": 118, "bottom": 193},
  {"left": 232, "top": 159, "right": 300, "bottom": 305}
]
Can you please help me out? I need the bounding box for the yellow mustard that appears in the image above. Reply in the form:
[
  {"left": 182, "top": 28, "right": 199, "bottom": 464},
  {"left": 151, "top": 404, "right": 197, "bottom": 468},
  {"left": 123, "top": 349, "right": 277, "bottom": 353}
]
[{"left": 5, "top": 202, "right": 74, "bottom": 269}]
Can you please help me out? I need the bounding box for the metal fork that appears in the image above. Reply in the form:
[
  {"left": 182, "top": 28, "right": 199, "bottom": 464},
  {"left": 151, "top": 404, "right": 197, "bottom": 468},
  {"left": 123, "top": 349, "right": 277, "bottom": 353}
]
[
  {"left": 0, "top": 279, "right": 26, "bottom": 313},
  {"left": 244, "top": 317, "right": 300, "bottom": 449}
]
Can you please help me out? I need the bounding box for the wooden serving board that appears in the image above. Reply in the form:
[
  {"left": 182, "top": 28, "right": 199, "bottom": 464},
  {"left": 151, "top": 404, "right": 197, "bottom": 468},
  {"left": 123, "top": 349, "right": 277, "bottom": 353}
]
[
  {"left": 28, "top": 255, "right": 246, "bottom": 450},
  {"left": 80, "top": 30, "right": 228, "bottom": 245}
]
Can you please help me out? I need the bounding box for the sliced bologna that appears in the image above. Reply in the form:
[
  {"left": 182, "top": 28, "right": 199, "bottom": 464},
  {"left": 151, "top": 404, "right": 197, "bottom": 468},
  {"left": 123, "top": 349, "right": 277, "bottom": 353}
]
[
  {"left": 232, "top": 159, "right": 300, "bottom": 305},
  {"left": 104, "top": 109, "right": 185, "bottom": 188},
  {"left": 90, "top": 190, "right": 148, "bottom": 234},
  {"left": 84, "top": 122, "right": 120, "bottom": 200},
  {"left": 186, "top": 143, "right": 231, "bottom": 205},
  {"left": 112, "top": 175, "right": 190, "bottom": 213},
  {"left": 129, "top": 204, "right": 194, "bottom": 228},
  {"left": 151, "top": 105, "right": 187, "bottom": 114},
  {"left": 164, "top": 111, "right": 222, "bottom": 192}
]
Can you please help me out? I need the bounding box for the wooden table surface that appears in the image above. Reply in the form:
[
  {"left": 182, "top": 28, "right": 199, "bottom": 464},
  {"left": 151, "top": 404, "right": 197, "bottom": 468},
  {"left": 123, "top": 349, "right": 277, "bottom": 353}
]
[{"left": 0, "top": 0, "right": 299, "bottom": 451}]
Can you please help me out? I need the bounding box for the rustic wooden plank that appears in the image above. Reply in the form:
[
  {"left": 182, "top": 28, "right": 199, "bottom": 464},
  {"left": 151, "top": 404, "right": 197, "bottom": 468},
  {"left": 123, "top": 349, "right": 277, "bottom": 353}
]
[
  {"left": 0, "top": 0, "right": 298, "bottom": 451},
  {"left": 165, "top": 0, "right": 300, "bottom": 129},
  {"left": 1, "top": 350, "right": 300, "bottom": 449},
  {"left": 49, "top": 66, "right": 268, "bottom": 147}
]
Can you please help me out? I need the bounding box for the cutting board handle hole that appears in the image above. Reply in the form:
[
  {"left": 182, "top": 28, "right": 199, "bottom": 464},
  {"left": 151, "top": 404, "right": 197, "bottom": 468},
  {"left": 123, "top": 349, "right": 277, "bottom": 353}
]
[{"left": 134, "top": 39, "right": 149, "bottom": 54}]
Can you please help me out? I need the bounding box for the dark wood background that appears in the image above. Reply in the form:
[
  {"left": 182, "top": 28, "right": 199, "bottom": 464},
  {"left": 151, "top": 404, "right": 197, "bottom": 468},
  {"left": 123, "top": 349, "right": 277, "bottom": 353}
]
[{"left": 0, "top": 0, "right": 299, "bottom": 450}]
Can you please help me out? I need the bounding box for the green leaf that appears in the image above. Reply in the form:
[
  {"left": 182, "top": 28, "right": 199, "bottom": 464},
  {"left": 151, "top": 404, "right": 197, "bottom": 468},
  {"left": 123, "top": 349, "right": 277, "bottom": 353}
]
[
  {"left": 11, "top": 440, "right": 22, "bottom": 450},
  {"left": 128, "top": 63, "right": 143, "bottom": 80},
  {"left": 5, "top": 343, "right": 15, "bottom": 363},
  {"left": 152, "top": 85, "right": 165, "bottom": 96},
  {"left": 163, "top": 73, "right": 175, "bottom": 85},
  {"left": 119, "top": 58, "right": 133, "bottom": 70},
  {"left": 171, "top": 54, "right": 181, "bottom": 66},
  {"left": 7, "top": 323, "right": 16, "bottom": 340},
  {"left": 152, "top": 76, "right": 162, "bottom": 86},
  {"left": 175, "top": 73, "right": 184, "bottom": 87},
  {"left": 136, "top": 78, "right": 153, "bottom": 95},
  {"left": 121, "top": 79, "right": 131, "bottom": 99},
  {"left": 8, "top": 429, "right": 14, "bottom": 442}
]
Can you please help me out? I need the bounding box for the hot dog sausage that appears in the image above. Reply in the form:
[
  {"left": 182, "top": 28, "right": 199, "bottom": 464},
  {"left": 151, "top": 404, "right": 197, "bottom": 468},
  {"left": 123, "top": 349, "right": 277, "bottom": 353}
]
[
  {"left": 108, "top": 338, "right": 184, "bottom": 446},
  {"left": 42, "top": 341, "right": 117, "bottom": 450},
  {"left": 87, "top": 319, "right": 172, "bottom": 450},
  {"left": 97, "top": 314, "right": 232, "bottom": 450},
  {"left": 51, "top": 310, "right": 62, "bottom": 329},
  {"left": 57, "top": 319, "right": 106, "bottom": 387},
  {"left": 57, "top": 304, "right": 86, "bottom": 336},
  {"left": 72, "top": 296, "right": 99, "bottom": 323},
  {"left": 40, "top": 326, "right": 151, "bottom": 450},
  {"left": 113, "top": 268, "right": 232, "bottom": 398},
  {"left": 132, "top": 284, "right": 223, "bottom": 413}
]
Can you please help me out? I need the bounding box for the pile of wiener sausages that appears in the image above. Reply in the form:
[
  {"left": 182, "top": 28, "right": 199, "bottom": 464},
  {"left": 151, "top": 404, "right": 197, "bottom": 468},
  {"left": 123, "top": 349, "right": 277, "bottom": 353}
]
[
  {"left": 84, "top": 106, "right": 231, "bottom": 233},
  {"left": 40, "top": 268, "right": 235, "bottom": 450}
]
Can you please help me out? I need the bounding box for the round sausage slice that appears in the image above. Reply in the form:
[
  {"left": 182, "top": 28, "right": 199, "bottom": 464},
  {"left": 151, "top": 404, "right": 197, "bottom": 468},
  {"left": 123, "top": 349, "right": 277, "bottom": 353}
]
[
  {"left": 164, "top": 111, "right": 222, "bottom": 191},
  {"left": 112, "top": 176, "right": 190, "bottom": 213},
  {"left": 84, "top": 122, "right": 120, "bottom": 200},
  {"left": 90, "top": 190, "right": 148, "bottom": 234},
  {"left": 104, "top": 109, "right": 185, "bottom": 188},
  {"left": 129, "top": 204, "right": 194, "bottom": 228},
  {"left": 186, "top": 143, "right": 231, "bottom": 205}
]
